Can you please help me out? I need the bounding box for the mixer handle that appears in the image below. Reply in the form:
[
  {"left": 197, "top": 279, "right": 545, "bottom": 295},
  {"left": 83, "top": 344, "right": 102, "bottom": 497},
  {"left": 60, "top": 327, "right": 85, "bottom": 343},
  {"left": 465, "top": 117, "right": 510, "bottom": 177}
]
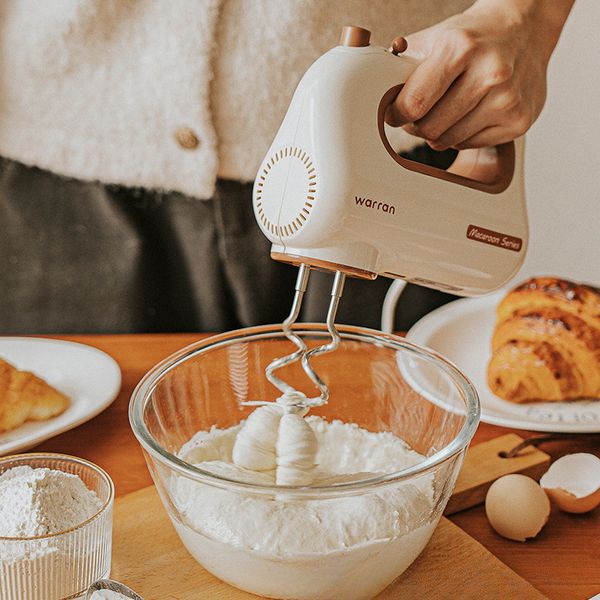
[{"left": 377, "top": 84, "right": 516, "bottom": 194}]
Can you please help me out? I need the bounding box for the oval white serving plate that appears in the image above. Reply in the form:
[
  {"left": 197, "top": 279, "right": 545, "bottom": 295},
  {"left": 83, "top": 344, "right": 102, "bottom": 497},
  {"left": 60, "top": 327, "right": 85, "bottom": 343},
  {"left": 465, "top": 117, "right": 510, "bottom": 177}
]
[
  {"left": 406, "top": 292, "right": 600, "bottom": 433},
  {"left": 0, "top": 337, "right": 121, "bottom": 455}
]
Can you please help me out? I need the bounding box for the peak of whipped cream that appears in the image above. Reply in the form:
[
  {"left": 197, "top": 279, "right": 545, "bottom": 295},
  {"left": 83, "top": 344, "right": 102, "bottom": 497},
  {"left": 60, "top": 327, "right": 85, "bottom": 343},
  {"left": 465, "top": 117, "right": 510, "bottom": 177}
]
[{"left": 231, "top": 399, "right": 317, "bottom": 485}]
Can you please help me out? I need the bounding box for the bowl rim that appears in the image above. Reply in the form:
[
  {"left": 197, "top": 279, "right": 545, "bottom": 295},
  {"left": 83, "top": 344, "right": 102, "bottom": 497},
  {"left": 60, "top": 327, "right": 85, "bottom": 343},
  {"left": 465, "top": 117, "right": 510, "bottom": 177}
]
[
  {"left": 129, "top": 324, "right": 480, "bottom": 497},
  {"left": 0, "top": 452, "right": 115, "bottom": 541}
]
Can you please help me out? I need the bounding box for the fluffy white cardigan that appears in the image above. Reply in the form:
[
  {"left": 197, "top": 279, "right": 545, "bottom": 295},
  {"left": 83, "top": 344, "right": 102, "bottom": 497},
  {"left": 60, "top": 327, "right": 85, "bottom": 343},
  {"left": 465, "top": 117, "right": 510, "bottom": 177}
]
[{"left": 0, "top": 0, "right": 468, "bottom": 199}]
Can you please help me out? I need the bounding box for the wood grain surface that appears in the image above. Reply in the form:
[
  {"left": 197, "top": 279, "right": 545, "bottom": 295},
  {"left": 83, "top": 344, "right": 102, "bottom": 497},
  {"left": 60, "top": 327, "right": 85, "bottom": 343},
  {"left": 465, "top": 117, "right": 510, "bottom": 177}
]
[
  {"left": 444, "top": 433, "right": 551, "bottom": 516},
  {"left": 32, "top": 334, "right": 600, "bottom": 600},
  {"left": 112, "top": 486, "right": 546, "bottom": 600}
]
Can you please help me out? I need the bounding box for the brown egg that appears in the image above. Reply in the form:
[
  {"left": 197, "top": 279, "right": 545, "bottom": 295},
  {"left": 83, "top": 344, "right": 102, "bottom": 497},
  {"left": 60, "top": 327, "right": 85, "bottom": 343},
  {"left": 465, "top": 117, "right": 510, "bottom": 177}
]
[
  {"left": 485, "top": 474, "right": 550, "bottom": 542},
  {"left": 540, "top": 453, "right": 600, "bottom": 514}
]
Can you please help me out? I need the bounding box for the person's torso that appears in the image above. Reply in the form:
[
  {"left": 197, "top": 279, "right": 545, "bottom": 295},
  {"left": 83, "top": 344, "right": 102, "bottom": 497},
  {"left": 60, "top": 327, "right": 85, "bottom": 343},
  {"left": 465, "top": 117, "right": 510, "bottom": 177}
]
[{"left": 0, "top": 0, "right": 471, "bottom": 197}]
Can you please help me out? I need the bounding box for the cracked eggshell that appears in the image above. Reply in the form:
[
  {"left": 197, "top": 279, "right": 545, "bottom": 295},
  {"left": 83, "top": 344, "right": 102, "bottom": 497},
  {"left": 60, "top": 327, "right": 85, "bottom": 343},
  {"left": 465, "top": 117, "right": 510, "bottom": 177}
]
[
  {"left": 485, "top": 474, "right": 550, "bottom": 542},
  {"left": 540, "top": 453, "right": 600, "bottom": 514}
]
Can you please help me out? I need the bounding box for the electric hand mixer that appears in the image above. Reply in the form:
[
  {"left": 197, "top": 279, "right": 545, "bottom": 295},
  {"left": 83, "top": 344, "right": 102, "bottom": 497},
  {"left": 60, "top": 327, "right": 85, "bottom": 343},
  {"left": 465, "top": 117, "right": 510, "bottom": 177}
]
[{"left": 247, "top": 25, "right": 527, "bottom": 422}]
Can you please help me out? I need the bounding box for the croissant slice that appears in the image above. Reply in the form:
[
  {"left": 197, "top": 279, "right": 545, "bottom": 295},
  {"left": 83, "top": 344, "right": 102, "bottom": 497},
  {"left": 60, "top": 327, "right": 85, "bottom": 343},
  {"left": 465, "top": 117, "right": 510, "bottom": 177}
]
[
  {"left": 488, "top": 277, "right": 600, "bottom": 403},
  {"left": 0, "top": 358, "right": 70, "bottom": 433},
  {"left": 496, "top": 277, "right": 600, "bottom": 331}
]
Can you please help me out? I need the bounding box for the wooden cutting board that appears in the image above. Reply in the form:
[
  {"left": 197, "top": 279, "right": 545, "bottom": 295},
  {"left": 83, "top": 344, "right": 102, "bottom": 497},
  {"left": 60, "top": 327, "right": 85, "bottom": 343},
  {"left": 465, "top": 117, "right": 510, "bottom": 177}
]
[{"left": 111, "top": 435, "right": 550, "bottom": 599}]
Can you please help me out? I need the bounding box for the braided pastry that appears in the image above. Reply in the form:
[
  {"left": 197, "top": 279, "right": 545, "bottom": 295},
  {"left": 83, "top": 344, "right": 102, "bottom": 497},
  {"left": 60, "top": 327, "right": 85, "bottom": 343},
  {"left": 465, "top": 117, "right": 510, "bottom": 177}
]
[{"left": 487, "top": 277, "right": 600, "bottom": 403}]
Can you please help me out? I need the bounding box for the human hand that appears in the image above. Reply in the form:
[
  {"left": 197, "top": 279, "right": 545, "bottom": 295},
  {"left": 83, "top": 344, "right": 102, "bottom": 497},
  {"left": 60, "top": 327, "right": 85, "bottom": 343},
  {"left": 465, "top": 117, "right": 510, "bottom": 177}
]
[{"left": 386, "top": 0, "right": 574, "bottom": 150}]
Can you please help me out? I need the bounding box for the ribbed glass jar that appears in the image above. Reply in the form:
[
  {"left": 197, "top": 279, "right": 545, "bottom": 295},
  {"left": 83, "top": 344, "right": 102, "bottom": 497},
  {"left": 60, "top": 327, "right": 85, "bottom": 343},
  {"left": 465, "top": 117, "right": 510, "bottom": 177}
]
[{"left": 0, "top": 453, "right": 114, "bottom": 600}]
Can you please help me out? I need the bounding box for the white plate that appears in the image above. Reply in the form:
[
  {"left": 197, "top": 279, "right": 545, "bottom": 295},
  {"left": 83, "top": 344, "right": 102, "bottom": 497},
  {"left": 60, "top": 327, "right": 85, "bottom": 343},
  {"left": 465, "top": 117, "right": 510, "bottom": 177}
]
[
  {"left": 0, "top": 337, "right": 121, "bottom": 455},
  {"left": 406, "top": 292, "right": 600, "bottom": 433}
]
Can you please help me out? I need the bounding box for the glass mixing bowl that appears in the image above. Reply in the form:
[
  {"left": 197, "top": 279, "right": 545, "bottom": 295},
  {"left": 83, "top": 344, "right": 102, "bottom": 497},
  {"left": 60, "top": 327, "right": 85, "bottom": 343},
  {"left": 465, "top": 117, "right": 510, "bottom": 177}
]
[{"left": 130, "top": 324, "right": 479, "bottom": 600}]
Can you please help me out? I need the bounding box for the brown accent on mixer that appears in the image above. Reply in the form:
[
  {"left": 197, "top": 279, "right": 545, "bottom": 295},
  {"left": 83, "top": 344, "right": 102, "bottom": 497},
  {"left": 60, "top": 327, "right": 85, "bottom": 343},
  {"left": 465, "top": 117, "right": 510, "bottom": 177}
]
[
  {"left": 271, "top": 252, "right": 377, "bottom": 280},
  {"left": 389, "top": 36, "right": 408, "bottom": 56},
  {"left": 339, "top": 26, "right": 371, "bottom": 48},
  {"left": 466, "top": 225, "right": 523, "bottom": 252},
  {"left": 377, "top": 85, "right": 515, "bottom": 194}
]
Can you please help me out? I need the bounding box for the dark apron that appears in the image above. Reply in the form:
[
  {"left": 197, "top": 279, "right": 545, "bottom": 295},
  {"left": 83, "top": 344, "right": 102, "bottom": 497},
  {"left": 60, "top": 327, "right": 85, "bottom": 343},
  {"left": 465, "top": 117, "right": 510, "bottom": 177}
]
[{"left": 0, "top": 158, "right": 455, "bottom": 334}]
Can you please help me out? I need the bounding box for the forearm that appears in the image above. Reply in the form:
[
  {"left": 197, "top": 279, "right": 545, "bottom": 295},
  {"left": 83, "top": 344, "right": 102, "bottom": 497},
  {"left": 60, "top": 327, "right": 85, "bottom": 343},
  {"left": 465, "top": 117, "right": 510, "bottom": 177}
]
[{"left": 467, "top": 0, "right": 575, "bottom": 60}]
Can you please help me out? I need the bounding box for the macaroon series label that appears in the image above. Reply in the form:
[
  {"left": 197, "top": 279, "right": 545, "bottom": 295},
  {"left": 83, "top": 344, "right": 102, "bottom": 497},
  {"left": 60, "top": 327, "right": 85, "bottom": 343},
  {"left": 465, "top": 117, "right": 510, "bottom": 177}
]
[{"left": 466, "top": 224, "right": 523, "bottom": 252}]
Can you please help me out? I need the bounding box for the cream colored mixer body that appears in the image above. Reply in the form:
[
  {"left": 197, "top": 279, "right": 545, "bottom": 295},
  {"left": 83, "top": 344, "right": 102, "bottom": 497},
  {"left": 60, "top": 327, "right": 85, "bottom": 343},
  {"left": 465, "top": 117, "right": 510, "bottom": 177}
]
[{"left": 252, "top": 27, "right": 527, "bottom": 296}]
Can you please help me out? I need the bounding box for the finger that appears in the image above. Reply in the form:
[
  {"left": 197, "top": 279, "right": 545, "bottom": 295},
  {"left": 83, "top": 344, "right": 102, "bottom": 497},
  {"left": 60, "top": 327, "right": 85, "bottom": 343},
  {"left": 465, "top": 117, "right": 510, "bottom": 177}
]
[
  {"left": 453, "top": 126, "right": 517, "bottom": 149},
  {"left": 426, "top": 100, "right": 492, "bottom": 151},
  {"left": 407, "top": 70, "right": 492, "bottom": 142},
  {"left": 385, "top": 48, "right": 467, "bottom": 127},
  {"left": 433, "top": 78, "right": 528, "bottom": 149}
]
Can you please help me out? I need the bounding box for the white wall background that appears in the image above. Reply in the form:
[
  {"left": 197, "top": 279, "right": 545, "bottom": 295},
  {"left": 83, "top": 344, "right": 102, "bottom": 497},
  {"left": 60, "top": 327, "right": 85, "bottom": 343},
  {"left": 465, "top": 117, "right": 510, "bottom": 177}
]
[{"left": 518, "top": 0, "right": 600, "bottom": 285}]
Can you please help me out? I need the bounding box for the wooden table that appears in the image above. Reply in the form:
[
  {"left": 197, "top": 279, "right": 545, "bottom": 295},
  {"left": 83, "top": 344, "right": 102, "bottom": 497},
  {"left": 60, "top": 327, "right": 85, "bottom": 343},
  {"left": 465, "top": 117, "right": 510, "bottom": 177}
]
[{"left": 34, "top": 334, "right": 600, "bottom": 600}]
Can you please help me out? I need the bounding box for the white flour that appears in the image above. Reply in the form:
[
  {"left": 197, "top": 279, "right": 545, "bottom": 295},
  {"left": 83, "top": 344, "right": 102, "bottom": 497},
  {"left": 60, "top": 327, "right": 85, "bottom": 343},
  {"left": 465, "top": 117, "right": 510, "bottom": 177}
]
[
  {"left": 174, "top": 417, "right": 438, "bottom": 600},
  {"left": 0, "top": 466, "right": 102, "bottom": 537},
  {"left": 0, "top": 466, "right": 104, "bottom": 600}
]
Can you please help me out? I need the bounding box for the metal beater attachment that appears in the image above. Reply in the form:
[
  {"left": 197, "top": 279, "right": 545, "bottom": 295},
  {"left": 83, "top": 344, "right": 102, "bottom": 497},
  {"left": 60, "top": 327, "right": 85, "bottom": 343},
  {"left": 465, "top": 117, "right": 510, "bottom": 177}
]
[
  {"left": 300, "top": 270, "right": 345, "bottom": 406},
  {"left": 264, "top": 263, "right": 311, "bottom": 398},
  {"left": 261, "top": 265, "right": 346, "bottom": 409}
]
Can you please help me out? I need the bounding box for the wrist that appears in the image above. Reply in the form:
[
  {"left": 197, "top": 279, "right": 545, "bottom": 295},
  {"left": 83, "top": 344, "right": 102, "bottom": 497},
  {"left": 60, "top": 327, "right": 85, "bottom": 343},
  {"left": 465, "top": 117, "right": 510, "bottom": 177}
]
[{"left": 467, "top": 0, "right": 574, "bottom": 59}]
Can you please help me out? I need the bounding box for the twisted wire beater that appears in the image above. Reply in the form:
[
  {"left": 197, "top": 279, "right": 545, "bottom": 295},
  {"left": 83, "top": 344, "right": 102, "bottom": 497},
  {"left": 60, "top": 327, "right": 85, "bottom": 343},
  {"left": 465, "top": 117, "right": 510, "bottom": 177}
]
[
  {"left": 264, "top": 263, "right": 311, "bottom": 396},
  {"left": 243, "top": 265, "right": 346, "bottom": 411},
  {"left": 301, "top": 270, "right": 345, "bottom": 406}
]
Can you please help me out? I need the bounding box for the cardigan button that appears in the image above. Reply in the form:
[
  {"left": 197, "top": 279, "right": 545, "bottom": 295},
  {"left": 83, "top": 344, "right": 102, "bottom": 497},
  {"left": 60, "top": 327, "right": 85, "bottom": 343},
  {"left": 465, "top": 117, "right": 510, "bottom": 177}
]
[{"left": 175, "top": 127, "right": 200, "bottom": 150}]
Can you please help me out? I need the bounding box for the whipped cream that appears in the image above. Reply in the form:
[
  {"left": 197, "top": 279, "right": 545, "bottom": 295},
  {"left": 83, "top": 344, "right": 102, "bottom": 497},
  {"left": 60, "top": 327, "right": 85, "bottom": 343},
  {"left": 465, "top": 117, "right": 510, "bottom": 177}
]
[
  {"left": 232, "top": 405, "right": 282, "bottom": 471},
  {"left": 174, "top": 417, "right": 437, "bottom": 599},
  {"left": 275, "top": 412, "right": 318, "bottom": 485},
  {"left": 232, "top": 392, "right": 318, "bottom": 485}
]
